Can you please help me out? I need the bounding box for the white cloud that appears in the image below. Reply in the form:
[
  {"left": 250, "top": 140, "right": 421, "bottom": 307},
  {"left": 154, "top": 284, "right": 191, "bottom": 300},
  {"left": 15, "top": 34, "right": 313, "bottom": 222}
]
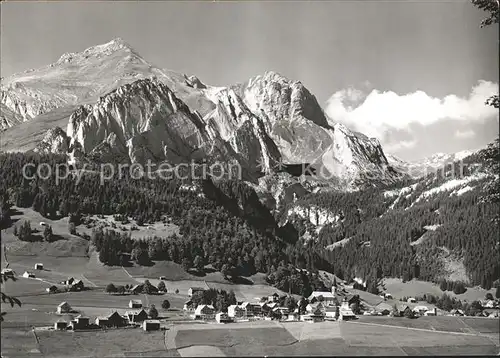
[
  {"left": 383, "top": 139, "right": 417, "bottom": 153},
  {"left": 454, "top": 129, "right": 475, "bottom": 139},
  {"left": 325, "top": 80, "right": 499, "bottom": 141}
]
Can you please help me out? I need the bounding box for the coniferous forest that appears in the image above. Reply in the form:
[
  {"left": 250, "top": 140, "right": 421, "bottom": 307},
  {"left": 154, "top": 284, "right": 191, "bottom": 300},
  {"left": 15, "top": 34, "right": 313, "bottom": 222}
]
[{"left": 0, "top": 139, "right": 498, "bottom": 293}]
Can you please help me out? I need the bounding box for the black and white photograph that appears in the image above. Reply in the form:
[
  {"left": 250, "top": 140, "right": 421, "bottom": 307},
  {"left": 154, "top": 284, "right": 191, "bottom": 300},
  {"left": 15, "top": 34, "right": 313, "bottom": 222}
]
[{"left": 0, "top": 0, "right": 499, "bottom": 356}]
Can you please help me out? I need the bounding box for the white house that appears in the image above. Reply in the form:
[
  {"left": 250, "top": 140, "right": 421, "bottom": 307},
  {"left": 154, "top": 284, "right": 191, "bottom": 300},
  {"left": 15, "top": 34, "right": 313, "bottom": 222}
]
[
  {"left": 57, "top": 301, "right": 72, "bottom": 314},
  {"left": 308, "top": 290, "right": 336, "bottom": 306},
  {"left": 128, "top": 299, "right": 143, "bottom": 309},
  {"left": 339, "top": 306, "right": 356, "bottom": 320},
  {"left": 143, "top": 320, "right": 161, "bottom": 331},
  {"left": 228, "top": 305, "right": 245, "bottom": 318},
  {"left": 194, "top": 304, "right": 215, "bottom": 320},
  {"left": 22, "top": 271, "right": 35, "bottom": 278},
  {"left": 35, "top": 263, "right": 44, "bottom": 270}
]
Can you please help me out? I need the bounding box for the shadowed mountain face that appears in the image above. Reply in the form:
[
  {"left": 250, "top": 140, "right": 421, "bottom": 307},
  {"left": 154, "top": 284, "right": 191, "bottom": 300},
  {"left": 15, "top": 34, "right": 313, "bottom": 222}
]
[{"left": 1, "top": 38, "right": 401, "bottom": 187}]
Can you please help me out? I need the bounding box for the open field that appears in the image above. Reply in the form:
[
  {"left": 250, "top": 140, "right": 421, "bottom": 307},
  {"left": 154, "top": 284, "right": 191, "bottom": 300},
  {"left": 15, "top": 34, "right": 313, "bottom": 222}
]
[
  {"left": 78, "top": 214, "right": 180, "bottom": 240},
  {"left": 381, "top": 278, "right": 496, "bottom": 302},
  {"left": 36, "top": 328, "right": 168, "bottom": 357}
]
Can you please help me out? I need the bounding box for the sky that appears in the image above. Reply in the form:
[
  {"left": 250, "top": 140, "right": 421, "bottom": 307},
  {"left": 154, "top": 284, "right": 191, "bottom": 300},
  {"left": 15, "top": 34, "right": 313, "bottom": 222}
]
[{"left": 1, "top": 0, "right": 498, "bottom": 161}]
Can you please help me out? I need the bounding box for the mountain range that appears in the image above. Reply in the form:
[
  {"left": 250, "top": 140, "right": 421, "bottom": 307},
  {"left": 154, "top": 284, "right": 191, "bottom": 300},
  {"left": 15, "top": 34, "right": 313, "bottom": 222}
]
[
  {"left": 0, "top": 38, "right": 498, "bottom": 291},
  {"left": 1, "top": 38, "right": 401, "bottom": 188}
]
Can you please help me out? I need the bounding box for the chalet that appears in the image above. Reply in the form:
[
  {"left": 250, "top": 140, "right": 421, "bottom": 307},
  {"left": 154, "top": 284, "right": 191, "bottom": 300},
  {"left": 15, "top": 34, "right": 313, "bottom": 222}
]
[
  {"left": 306, "top": 302, "right": 325, "bottom": 314},
  {"left": 376, "top": 303, "right": 393, "bottom": 316},
  {"left": 407, "top": 297, "right": 417, "bottom": 304},
  {"left": 104, "top": 311, "right": 128, "bottom": 327},
  {"left": 268, "top": 293, "right": 280, "bottom": 302},
  {"left": 188, "top": 287, "right": 205, "bottom": 297},
  {"left": 143, "top": 320, "right": 161, "bottom": 331},
  {"left": 424, "top": 308, "right": 437, "bottom": 316},
  {"left": 215, "top": 312, "right": 233, "bottom": 323},
  {"left": 228, "top": 305, "right": 245, "bottom": 318},
  {"left": 54, "top": 321, "right": 68, "bottom": 330},
  {"left": 22, "top": 271, "right": 35, "bottom": 278},
  {"left": 413, "top": 305, "right": 429, "bottom": 314},
  {"left": 183, "top": 300, "right": 194, "bottom": 311},
  {"left": 384, "top": 293, "right": 393, "bottom": 299},
  {"left": 35, "top": 263, "right": 44, "bottom": 270},
  {"left": 194, "top": 304, "right": 215, "bottom": 320},
  {"left": 129, "top": 299, "right": 143, "bottom": 309},
  {"left": 69, "top": 280, "right": 84, "bottom": 292},
  {"left": 275, "top": 307, "right": 290, "bottom": 316},
  {"left": 126, "top": 309, "right": 148, "bottom": 323},
  {"left": 95, "top": 317, "right": 110, "bottom": 327},
  {"left": 57, "top": 302, "right": 72, "bottom": 314},
  {"left": 339, "top": 306, "right": 356, "bottom": 321},
  {"left": 287, "top": 310, "right": 300, "bottom": 321},
  {"left": 450, "top": 309, "right": 464, "bottom": 316},
  {"left": 301, "top": 306, "right": 325, "bottom": 322},
  {"left": 308, "top": 291, "right": 336, "bottom": 306},
  {"left": 398, "top": 304, "right": 412, "bottom": 317},
  {"left": 266, "top": 302, "right": 278, "bottom": 310},
  {"left": 46, "top": 285, "right": 58, "bottom": 294},
  {"left": 70, "top": 315, "right": 90, "bottom": 330}
]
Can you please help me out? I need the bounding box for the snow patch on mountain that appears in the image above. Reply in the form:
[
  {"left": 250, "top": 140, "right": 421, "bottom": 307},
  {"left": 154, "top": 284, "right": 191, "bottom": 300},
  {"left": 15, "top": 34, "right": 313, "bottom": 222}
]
[{"left": 415, "top": 172, "right": 488, "bottom": 203}]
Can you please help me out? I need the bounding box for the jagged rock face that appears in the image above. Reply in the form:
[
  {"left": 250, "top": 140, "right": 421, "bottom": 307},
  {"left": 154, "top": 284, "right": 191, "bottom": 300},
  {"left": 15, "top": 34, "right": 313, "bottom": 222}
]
[
  {"left": 0, "top": 103, "right": 24, "bottom": 130},
  {"left": 34, "top": 127, "right": 69, "bottom": 154},
  {"left": 0, "top": 38, "right": 165, "bottom": 125},
  {"left": 66, "top": 78, "right": 279, "bottom": 178}
]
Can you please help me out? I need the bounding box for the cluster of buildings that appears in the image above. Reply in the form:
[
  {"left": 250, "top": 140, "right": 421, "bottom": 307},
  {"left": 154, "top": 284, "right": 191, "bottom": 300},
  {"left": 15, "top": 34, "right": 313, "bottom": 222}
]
[
  {"left": 183, "top": 286, "right": 358, "bottom": 324},
  {"left": 53, "top": 299, "right": 161, "bottom": 332}
]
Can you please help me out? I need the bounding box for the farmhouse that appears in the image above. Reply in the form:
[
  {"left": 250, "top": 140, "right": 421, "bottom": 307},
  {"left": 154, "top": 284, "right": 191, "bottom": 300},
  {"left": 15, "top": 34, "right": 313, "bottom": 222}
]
[
  {"left": 194, "top": 304, "right": 215, "bottom": 320},
  {"left": 375, "top": 302, "right": 392, "bottom": 316},
  {"left": 22, "top": 271, "right": 35, "bottom": 278},
  {"left": 95, "top": 317, "right": 110, "bottom": 327},
  {"left": 57, "top": 302, "right": 72, "bottom": 314},
  {"left": 46, "top": 285, "right": 58, "bottom": 293},
  {"left": 450, "top": 309, "right": 464, "bottom": 316},
  {"left": 126, "top": 309, "right": 148, "bottom": 323},
  {"left": 215, "top": 312, "right": 233, "bottom": 323},
  {"left": 70, "top": 315, "right": 90, "bottom": 330},
  {"left": 259, "top": 302, "right": 271, "bottom": 315},
  {"left": 266, "top": 302, "right": 278, "bottom": 310},
  {"left": 398, "top": 304, "right": 412, "bottom": 317},
  {"left": 64, "top": 277, "right": 75, "bottom": 285},
  {"left": 188, "top": 287, "right": 205, "bottom": 297},
  {"left": 301, "top": 306, "right": 326, "bottom": 322},
  {"left": 35, "top": 263, "right": 44, "bottom": 270},
  {"left": 104, "top": 311, "right": 128, "bottom": 327},
  {"left": 143, "top": 320, "right": 161, "bottom": 331},
  {"left": 339, "top": 306, "right": 356, "bottom": 320},
  {"left": 407, "top": 297, "right": 417, "bottom": 303},
  {"left": 54, "top": 321, "right": 68, "bottom": 330},
  {"left": 306, "top": 302, "right": 325, "bottom": 314},
  {"left": 413, "top": 305, "right": 429, "bottom": 315},
  {"left": 69, "top": 280, "right": 84, "bottom": 292},
  {"left": 228, "top": 305, "right": 245, "bottom": 318},
  {"left": 129, "top": 299, "right": 143, "bottom": 309},
  {"left": 240, "top": 302, "right": 262, "bottom": 317},
  {"left": 308, "top": 290, "right": 336, "bottom": 305},
  {"left": 424, "top": 308, "right": 437, "bottom": 316}
]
